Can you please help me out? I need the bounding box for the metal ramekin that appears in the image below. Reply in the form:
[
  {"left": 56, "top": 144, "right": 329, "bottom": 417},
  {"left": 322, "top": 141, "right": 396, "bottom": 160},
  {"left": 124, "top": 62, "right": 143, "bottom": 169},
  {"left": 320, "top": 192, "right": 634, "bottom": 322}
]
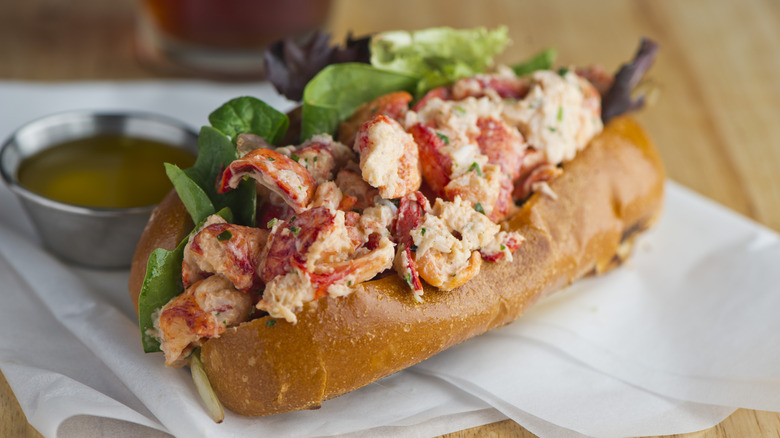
[{"left": 0, "top": 111, "right": 198, "bottom": 268}]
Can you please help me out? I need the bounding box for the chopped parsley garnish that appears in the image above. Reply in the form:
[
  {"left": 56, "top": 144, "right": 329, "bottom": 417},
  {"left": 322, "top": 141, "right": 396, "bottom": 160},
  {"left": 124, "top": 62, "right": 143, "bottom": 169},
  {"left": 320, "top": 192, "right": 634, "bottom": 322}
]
[
  {"left": 500, "top": 244, "right": 507, "bottom": 251},
  {"left": 290, "top": 225, "right": 301, "bottom": 236},
  {"left": 347, "top": 280, "right": 353, "bottom": 286},
  {"left": 267, "top": 218, "right": 280, "bottom": 228},
  {"left": 557, "top": 105, "right": 563, "bottom": 122},
  {"left": 474, "top": 202, "right": 485, "bottom": 214},
  {"left": 455, "top": 105, "right": 466, "bottom": 114},
  {"left": 548, "top": 126, "right": 557, "bottom": 133},
  {"left": 289, "top": 215, "right": 297, "bottom": 223},
  {"left": 468, "top": 162, "right": 482, "bottom": 176},
  {"left": 313, "top": 156, "right": 318, "bottom": 162},
  {"left": 436, "top": 132, "right": 450, "bottom": 145},
  {"left": 216, "top": 230, "right": 233, "bottom": 241},
  {"left": 266, "top": 319, "right": 276, "bottom": 327},
  {"left": 558, "top": 67, "right": 570, "bottom": 76},
  {"left": 291, "top": 153, "right": 300, "bottom": 162},
  {"left": 267, "top": 156, "right": 275, "bottom": 162},
  {"left": 421, "top": 227, "right": 426, "bottom": 236},
  {"left": 405, "top": 273, "right": 413, "bottom": 287}
]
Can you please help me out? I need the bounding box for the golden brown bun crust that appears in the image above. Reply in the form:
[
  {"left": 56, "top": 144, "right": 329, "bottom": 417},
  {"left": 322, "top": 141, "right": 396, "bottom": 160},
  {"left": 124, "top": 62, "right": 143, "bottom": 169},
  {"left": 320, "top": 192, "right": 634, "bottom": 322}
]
[
  {"left": 128, "top": 189, "right": 193, "bottom": 314},
  {"left": 129, "top": 115, "right": 665, "bottom": 416}
]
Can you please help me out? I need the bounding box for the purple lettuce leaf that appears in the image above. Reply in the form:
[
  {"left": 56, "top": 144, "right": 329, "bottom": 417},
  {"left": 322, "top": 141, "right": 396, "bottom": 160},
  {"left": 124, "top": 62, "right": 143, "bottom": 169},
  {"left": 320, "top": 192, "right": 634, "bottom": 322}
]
[
  {"left": 602, "top": 38, "right": 659, "bottom": 123},
  {"left": 264, "top": 31, "right": 371, "bottom": 101}
]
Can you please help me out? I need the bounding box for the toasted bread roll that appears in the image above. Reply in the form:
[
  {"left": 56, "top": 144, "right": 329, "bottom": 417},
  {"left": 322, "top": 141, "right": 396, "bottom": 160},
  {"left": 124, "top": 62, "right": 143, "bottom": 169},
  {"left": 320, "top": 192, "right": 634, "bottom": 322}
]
[{"left": 129, "top": 116, "right": 664, "bottom": 416}]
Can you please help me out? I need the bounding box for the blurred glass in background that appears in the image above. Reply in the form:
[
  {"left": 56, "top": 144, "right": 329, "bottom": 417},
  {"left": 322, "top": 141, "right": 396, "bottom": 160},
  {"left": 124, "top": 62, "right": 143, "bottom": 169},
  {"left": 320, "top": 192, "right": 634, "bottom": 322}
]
[{"left": 135, "top": 0, "right": 332, "bottom": 80}]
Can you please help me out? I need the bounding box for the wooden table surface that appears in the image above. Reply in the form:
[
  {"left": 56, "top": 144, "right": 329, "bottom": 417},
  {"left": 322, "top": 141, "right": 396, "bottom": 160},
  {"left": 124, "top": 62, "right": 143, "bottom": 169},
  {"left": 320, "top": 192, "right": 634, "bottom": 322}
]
[{"left": 2, "top": 0, "right": 779, "bottom": 437}]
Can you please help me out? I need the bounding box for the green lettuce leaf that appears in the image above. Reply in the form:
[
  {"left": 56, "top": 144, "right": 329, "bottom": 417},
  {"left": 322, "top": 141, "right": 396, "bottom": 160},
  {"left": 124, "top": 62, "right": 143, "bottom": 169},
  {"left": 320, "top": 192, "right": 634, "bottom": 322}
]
[
  {"left": 139, "top": 208, "right": 233, "bottom": 353},
  {"left": 370, "top": 26, "right": 510, "bottom": 95},
  {"left": 512, "top": 48, "right": 557, "bottom": 77},
  {"left": 300, "top": 63, "right": 417, "bottom": 140},
  {"left": 208, "top": 96, "right": 289, "bottom": 145}
]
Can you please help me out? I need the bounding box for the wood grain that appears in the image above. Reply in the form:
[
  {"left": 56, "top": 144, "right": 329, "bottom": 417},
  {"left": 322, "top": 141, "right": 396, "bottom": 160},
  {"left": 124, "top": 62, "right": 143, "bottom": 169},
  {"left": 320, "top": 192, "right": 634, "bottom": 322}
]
[{"left": 1, "top": 0, "right": 778, "bottom": 437}]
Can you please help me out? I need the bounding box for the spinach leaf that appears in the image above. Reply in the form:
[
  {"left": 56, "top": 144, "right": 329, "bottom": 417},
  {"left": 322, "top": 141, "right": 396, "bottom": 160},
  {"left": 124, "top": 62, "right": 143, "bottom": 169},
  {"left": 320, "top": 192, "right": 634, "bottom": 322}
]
[
  {"left": 138, "top": 208, "right": 234, "bottom": 352},
  {"left": 211, "top": 177, "right": 254, "bottom": 228},
  {"left": 301, "top": 63, "right": 417, "bottom": 140},
  {"left": 138, "top": 246, "right": 184, "bottom": 352},
  {"left": 512, "top": 48, "right": 557, "bottom": 77},
  {"left": 208, "top": 96, "right": 289, "bottom": 145},
  {"left": 164, "top": 163, "right": 215, "bottom": 225},
  {"left": 301, "top": 103, "right": 341, "bottom": 143},
  {"left": 171, "top": 126, "right": 256, "bottom": 226}
]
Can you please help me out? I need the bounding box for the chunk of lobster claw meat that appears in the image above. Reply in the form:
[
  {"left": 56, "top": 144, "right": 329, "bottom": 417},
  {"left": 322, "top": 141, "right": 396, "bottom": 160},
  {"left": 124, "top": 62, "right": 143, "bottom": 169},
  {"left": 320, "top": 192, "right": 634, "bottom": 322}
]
[
  {"left": 218, "top": 148, "right": 316, "bottom": 213},
  {"left": 415, "top": 249, "right": 482, "bottom": 291},
  {"left": 407, "top": 122, "right": 453, "bottom": 198},
  {"left": 154, "top": 275, "right": 253, "bottom": 366},
  {"left": 355, "top": 114, "right": 422, "bottom": 199},
  {"left": 338, "top": 90, "right": 413, "bottom": 147},
  {"left": 443, "top": 163, "right": 515, "bottom": 222},
  {"left": 257, "top": 208, "right": 394, "bottom": 323},
  {"left": 408, "top": 197, "right": 503, "bottom": 291},
  {"left": 182, "top": 215, "right": 269, "bottom": 292},
  {"left": 474, "top": 116, "right": 527, "bottom": 181}
]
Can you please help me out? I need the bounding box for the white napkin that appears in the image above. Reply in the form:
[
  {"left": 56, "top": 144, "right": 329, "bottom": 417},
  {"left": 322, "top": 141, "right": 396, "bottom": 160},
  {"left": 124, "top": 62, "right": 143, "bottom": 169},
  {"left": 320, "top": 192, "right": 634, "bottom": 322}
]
[{"left": 1, "top": 81, "right": 776, "bottom": 438}]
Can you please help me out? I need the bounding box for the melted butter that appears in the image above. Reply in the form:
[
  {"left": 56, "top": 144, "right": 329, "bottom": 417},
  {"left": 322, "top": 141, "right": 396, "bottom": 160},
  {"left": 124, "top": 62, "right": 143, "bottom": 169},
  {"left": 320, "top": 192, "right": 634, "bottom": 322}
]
[{"left": 18, "top": 134, "right": 196, "bottom": 208}]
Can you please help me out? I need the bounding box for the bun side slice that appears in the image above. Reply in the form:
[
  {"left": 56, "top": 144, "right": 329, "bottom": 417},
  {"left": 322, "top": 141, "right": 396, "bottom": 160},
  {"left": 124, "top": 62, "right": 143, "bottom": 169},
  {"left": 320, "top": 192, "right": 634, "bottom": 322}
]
[{"left": 194, "top": 115, "right": 665, "bottom": 416}]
